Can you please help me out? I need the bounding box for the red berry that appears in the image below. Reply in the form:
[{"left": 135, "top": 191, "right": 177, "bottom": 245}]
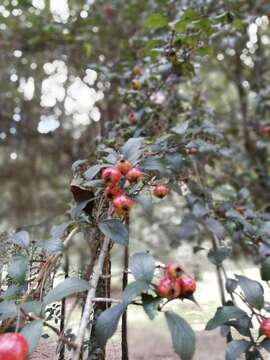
[
  {"left": 153, "top": 184, "right": 169, "bottom": 199},
  {"left": 101, "top": 168, "right": 121, "bottom": 186},
  {"left": 261, "top": 319, "right": 270, "bottom": 338},
  {"left": 165, "top": 261, "right": 183, "bottom": 279},
  {"left": 104, "top": 186, "right": 122, "bottom": 200},
  {"left": 103, "top": 4, "right": 114, "bottom": 18},
  {"left": 0, "top": 333, "right": 29, "bottom": 360},
  {"left": 260, "top": 125, "right": 270, "bottom": 135},
  {"left": 131, "top": 79, "right": 142, "bottom": 91},
  {"left": 178, "top": 274, "right": 196, "bottom": 296},
  {"left": 126, "top": 168, "right": 143, "bottom": 183},
  {"left": 113, "top": 194, "right": 133, "bottom": 216},
  {"left": 133, "top": 65, "right": 143, "bottom": 76},
  {"left": 116, "top": 160, "right": 132, "bottom": 175},
  {"left": 128, "top": 112, "right": 137, "bottom": 125},
  {"left": 157, "top": 277, "right": 181, "bottom": 300}
]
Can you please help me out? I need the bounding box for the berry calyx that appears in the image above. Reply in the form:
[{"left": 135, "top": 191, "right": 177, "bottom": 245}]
[
  {"left": 157, "top": 277, "right": 181, "bottom": 300},
  {"left": 101, "top": 167, "right": 121, "bottom": 185},
  {"left": 116, "top": 159, "right": 132, "bottom": 175},
  {"left": 0, "top": 333, "right": 29, "bottom": 360},
  {"left": 178, "top": 274, "right": 196, "bottom": 296},
  {"left": 261, "top": 319, "right": 270, "bottom": 338},
  {"left": 113, "top": 194, "right": 133, "bottom": 216},
  {"left": 128, "top": 112, "right": 137, "bottom": 125},
  {"left": 153, "top": 184, "right": 169, "bottom": 199},
  {"left": 126, "top": 168, "right": 143, "bottom": 183},
  {"left": 104, "top": 186, "right": 122, "bottom": 200},
  {"left": 131, "top": 79, "right": 142, "bottom": 91},
  {"left": 165, "top": 261, "right": 183, "bottom": 279}
]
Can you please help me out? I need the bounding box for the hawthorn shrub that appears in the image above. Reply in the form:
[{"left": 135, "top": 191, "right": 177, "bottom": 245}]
[{"left": 1, "top": 1, "right": 270, "bottom": 360}]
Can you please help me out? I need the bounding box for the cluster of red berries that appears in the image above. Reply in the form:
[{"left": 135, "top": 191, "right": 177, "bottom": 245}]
[
  {"left": 156, "top": 261, "right": 196, "bottom": 300},
  {"left": 101, "top": 160, "right": 170, "bottom": 216},
  {"left": 0, "top": 333, "right": 28, "bottom": 360},
  {"left": 101, "top": 160, "right": 143, "bottom": 216}
]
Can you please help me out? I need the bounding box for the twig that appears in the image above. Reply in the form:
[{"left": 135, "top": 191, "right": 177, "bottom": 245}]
[{"left": 71, "top": 235, "right": 111, "bottom": 360}]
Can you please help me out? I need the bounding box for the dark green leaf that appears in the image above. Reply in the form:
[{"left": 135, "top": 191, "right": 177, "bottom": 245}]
[
  {"left": 206, "top": 306, "right": 248, "bottom": 330},
  {"left": 21, "top": 301, "right": 42, "bottom": 316},
  {"left": 0, "top": 301, "right": 17, "bottom": 321},
  {"left": 84, "top": 164, "right": 108, "bottom": 181},
  {"left": 98, "top": 219, "right": 129, "bottom": 246},
  {"left": 20, "top": 320, "right": 43, "bottom": 354},
  {"left": 50, "top": 222, "right": 71, "bottom": 238},
  {"left": 129, "top": 252, "right": 155, "bottom": 282},
  {"left": 208, "top": 246, "right": 231, "bottom": 266},
  {"left": 206, "top": 218, "right": 225, "bottom": 239},
  {"left": 121, "top": 137, "right": 143, "bottom": 164},
  {"left": 142, "top": 294, "right": 162, "bottom": 320},
  {"left": 96, "top": 303, "right": 126, "bottom": 347},
  {"left": 236, "top": 275, "right": 264, "bottom": 310},
  {"left": 122, "top": 281, "right": 149, "bottom": 305},
  {"left": 43, "top": 278, "right": 89, "bottom": 305},
  {"left": 8, "top": 255, "right": 28, "bottom": 284},
  {"left": 171, "top": 121, "right": 189, "bottom": 135},
  {"left": 165, "top": 311, "right": 196, "bottom": 360},
  {"left": 261, "top": 258, "right": 270, "bottom": 281},
  {"left": 140, "top": 157, "right": 164, "bottom": 172},
  {"left": 38, "top": 238, "right": 64, "bottom": 254},
  {"left": 11, "top": 231, "right": 30, "bottom": 249},
  {"left": 226, "top": 339, "right": 250, "bottom": 360},
  {"left": 225, "top": 278, "right": 238, "bottom": 293}
]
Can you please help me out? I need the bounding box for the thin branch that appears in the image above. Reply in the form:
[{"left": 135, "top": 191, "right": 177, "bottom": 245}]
[{"left": 71, "top": 235, "right": 111, "bottom": 360}]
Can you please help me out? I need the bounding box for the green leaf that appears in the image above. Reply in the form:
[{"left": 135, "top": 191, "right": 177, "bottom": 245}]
[
  {"left": 50, "top": 222, "right": 71, "bottom": 238},
  {"left": 8, "top": 255, "right": 28, "bottom": 284},
  {"left": 175, "top": 8, "right": 201, "bottom": 32},
  {"left": 1, "top": 285, "right": 24, "bottom": 300},
  {"left": 194, "top": 46, "right": 214, "bottom": 56},
  {"left": 0, "top": 301, "right": 17, "bottom": 321},
  {"left": 206, "top": 306, "right": 248, "bottom": 330},
  {"left": 122, "top": 281, "right": 149, "bottom": 305},
  {"left": 84, "top": 164, "right": 108, "bottom": 181},
  {"left": 171, "top": 121, "right": 189, "bottom": 135},
  {"left": 38, "top": 238, "right": 64, "bottom": 254},
  {"left": 226, "top": 339, "right": 250, "bottom": 360},
  {"left": 140, "top": 157, "right": 165, "bottom": 172},
  {"left": 261, "top": 258, "right": 270, "bottom": 281},
  {"left": 165, "top": 311, "right": 196, "bottom": 360},
  {"left": 20, "top": 320, "right": 43, "bottom": 354},
  {"left": 142, "top": 294, "right": 162, "bottom": 320},
  {"left": 129, "top": 252, "right": 155, "bottom": 282},
  {"left": 96, "top": 303, "right": 126, "bottom": 347},
  {"left": 121, "top": 137, "right": 143, "bottom": 164},
  {"left": 236, "top": 275, "right": 264, "bottom": 310},
  {"left": 98, "top": 219, "right": 129, "bottom": 246},
  {"left": 11, "top": 231, "right": 30, "bottom": 249},
  {"left": 43, "top": 277, "right": 89, "bottom": 305},
  {"left": 144, "top": 13, "right": 168, "bottom": 29},
  {"left": 21, "top": 301, "right": 42, "bottom": 316},
  {"left": 225, "top": 278, "right": 238, "bottom": 293},
  {"left": 206, "top": 218, "right": 225, "bottom": 239},
  {"left": 208, "top": 246, "right": 231, "bottom": 266}
]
